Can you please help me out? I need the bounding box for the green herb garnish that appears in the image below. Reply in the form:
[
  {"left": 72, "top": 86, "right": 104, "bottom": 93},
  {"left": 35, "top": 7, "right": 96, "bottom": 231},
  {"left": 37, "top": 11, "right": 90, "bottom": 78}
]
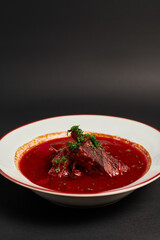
[
  {"left": 90, "top": 134, "right": 104, "bottom": 150},
  {"left": 67, "top": 126, "right": 90, "bottom": 151},
  {"left": 52, "top": 155, "right": 68, "bottom": 173},
  {"left": 55, "top": 167, "right": 60, "bottom": 173},
  {"left": 67, "top": 125, "right": 103, "bottom": 151},
  {"left": 89, "top": 144, "right": 97, "bottom": 151},
  {"left": 77, "top": 133, "right": 90, "bottom": 143},
  {"left": 126, "top": 149, "right": 131, "bottom": 152},
  {"left": 67, "top": 141, "right": 80, "bottom": 151},
  {"left": 67, "top": 125, "right": 83, "bottom": 137},
  {"left": 52, "top": 155, "right": 68, "bottom": 164}
]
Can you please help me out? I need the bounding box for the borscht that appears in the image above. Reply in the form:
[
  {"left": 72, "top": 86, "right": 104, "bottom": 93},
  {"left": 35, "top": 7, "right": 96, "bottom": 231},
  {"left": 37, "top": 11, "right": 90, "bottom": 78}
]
[{"left": 16, "top": 125, "right": 151, "bottom": 194}]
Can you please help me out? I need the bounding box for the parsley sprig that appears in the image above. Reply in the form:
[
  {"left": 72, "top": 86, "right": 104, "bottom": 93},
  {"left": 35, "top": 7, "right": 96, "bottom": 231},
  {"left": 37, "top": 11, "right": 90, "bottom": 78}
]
[
  {"left": 67, "top": 125, "right": 103, "bottom": 151},
  {"left": 90, "top": 134, "right": 103, "bottom": 150},
  {"left": 52, "top": 155, "right": 68, "bottom": 172}
]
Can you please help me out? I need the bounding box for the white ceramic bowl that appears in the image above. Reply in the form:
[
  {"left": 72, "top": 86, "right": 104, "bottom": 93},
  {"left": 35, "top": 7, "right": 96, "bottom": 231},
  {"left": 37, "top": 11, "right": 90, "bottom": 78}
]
[{"left": 0, "top": 115, "right": 160, "bottom": 207}]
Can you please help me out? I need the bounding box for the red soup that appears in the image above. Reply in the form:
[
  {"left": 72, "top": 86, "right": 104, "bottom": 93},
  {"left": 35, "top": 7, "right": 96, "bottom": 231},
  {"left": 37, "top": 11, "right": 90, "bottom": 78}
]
[{"left": 17, "top": 133, "right": 151, "bottom": 194}]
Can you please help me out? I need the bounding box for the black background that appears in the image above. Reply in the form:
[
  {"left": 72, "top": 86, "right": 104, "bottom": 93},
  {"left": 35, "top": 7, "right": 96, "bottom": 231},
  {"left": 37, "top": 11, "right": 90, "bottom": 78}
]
[{"left": 1, "top": 1, "right": 160, "bottom": 240}]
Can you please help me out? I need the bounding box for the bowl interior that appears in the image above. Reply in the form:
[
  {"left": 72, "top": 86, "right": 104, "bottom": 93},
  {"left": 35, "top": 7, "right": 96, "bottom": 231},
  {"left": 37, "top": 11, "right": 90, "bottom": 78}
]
[{"left": 0, "top": 115, "right": 160, "bottom": 196}]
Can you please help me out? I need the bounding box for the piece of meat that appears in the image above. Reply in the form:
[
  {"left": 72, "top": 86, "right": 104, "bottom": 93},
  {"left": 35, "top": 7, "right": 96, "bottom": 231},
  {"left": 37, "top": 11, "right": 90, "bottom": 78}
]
[
  {"left": 48, "top": 148, "right": 70, "bottom": 178},
  {"left": 48, "top": 146, "right": 83, "bottom": 178},
  {"left": 71, "top": 140, "right": 129, "bottom": 177}
]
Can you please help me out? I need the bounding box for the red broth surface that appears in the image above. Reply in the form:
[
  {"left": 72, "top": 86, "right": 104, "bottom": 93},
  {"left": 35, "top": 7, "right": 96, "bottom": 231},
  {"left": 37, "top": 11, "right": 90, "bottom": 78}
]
[{"left": 18, "top": 136, "right": 151, "bottom": 194}]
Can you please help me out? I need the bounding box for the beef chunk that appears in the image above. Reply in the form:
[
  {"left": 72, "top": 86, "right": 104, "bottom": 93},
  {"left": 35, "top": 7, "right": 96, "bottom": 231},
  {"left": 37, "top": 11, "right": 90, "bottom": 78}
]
[{"left": 72, "top": 140, "right": 129, "bottom": 177}]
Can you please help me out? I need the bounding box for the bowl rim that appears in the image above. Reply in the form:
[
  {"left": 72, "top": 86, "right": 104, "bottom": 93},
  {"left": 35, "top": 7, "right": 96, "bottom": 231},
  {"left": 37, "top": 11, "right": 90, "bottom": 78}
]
[{"left": 0, "top": 114, "right": 160, "bottom": 198}]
